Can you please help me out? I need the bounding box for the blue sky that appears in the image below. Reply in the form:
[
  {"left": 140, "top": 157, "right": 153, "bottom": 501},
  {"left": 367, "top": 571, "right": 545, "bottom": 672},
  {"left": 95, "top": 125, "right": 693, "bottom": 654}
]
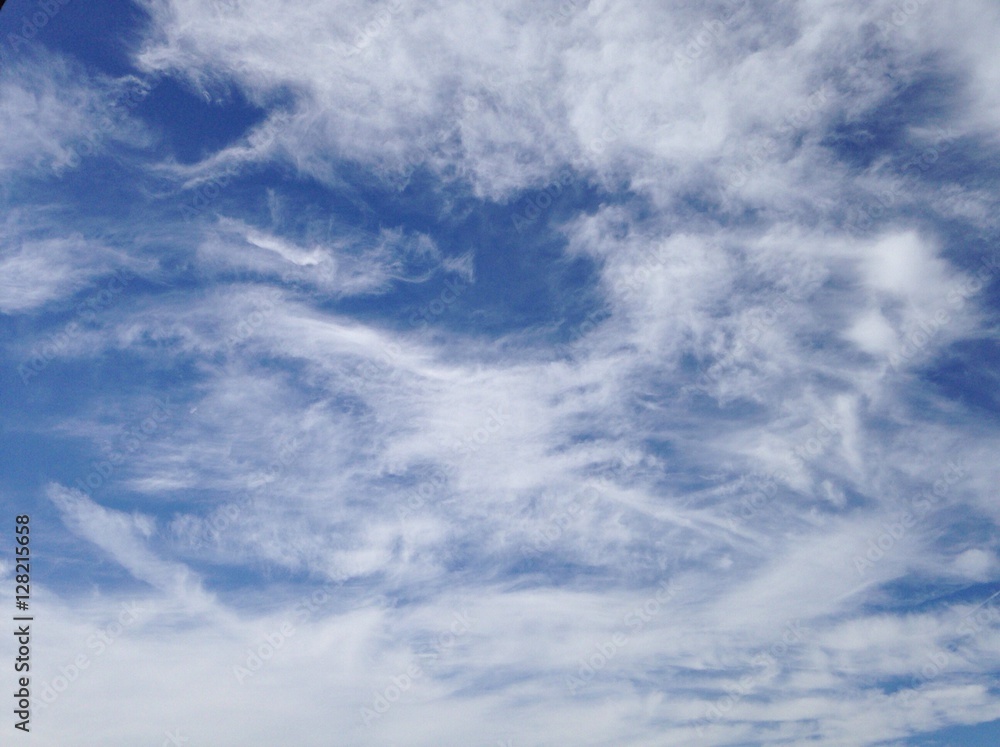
[{"left": 2, "top": 0, "right": 1000, "bottom": 745}]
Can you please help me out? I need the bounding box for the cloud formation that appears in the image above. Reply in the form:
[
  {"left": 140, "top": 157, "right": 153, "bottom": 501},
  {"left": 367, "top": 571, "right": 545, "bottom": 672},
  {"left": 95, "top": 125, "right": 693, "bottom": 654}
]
[{"left": 1, "top": 0, "right": 999, "bottom": 744}]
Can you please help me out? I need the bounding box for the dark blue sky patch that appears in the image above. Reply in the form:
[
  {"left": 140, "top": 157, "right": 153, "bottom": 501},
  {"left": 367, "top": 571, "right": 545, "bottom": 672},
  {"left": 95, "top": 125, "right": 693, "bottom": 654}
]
[
  {"left": 0, "top": 427, "right": 65, "bottom": 498},
  {"left": 926, "top": 221, "right": 1000, "bottom": 280},
  {"left": 892, "top": 132, "right": 996, "bottom": 189},
  {"left": 197, "top": 559, "right": 329, "bottom": 603},
  {"left": 461, "top": 224, "right": 604, "bottom": 339},
  {"left": 133, "top": 75, "right": 269, "bottom": 164},
  {"left": 918, "top": 339, "right": 1000, "bottom": 423},
  {"left": 904, "top": 718, "right": 1000, "bottom": 747},
  {"left": 862, "top": 576, "right": 981, "bottom": 617},
  {"left": 0, "top": 0, "right": 149, "bottom": 76},
  {"left": 256, "top": 169, "right": 615, "bottom": 342},
  {"left": 822, "top": 64, "right": 962, "bottom": 170}
]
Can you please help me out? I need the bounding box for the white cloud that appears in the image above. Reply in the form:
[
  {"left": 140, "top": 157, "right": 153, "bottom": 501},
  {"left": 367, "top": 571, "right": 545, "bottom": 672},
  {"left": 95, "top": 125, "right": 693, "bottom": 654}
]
[
  {"left": 5, "top": 0, "right": 1000, "bottom": 744},
  {"left": 0, "top": 233, "right": 134, "bottom": 314},
  {"left": 46, "top": 484, "right": 214, "bottom": 611},
  {"left": 845, "top": 307, "right": 897, "bottom": 354},
  {"left": 0, "top": 51, "right": 149, "bottom": 178}
]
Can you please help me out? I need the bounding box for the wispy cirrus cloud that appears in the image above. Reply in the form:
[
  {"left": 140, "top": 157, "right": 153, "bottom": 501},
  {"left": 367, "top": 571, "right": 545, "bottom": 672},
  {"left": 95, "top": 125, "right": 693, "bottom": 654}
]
[{"left": 1, "top": 0, "right": 999, "bottom": 745}]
